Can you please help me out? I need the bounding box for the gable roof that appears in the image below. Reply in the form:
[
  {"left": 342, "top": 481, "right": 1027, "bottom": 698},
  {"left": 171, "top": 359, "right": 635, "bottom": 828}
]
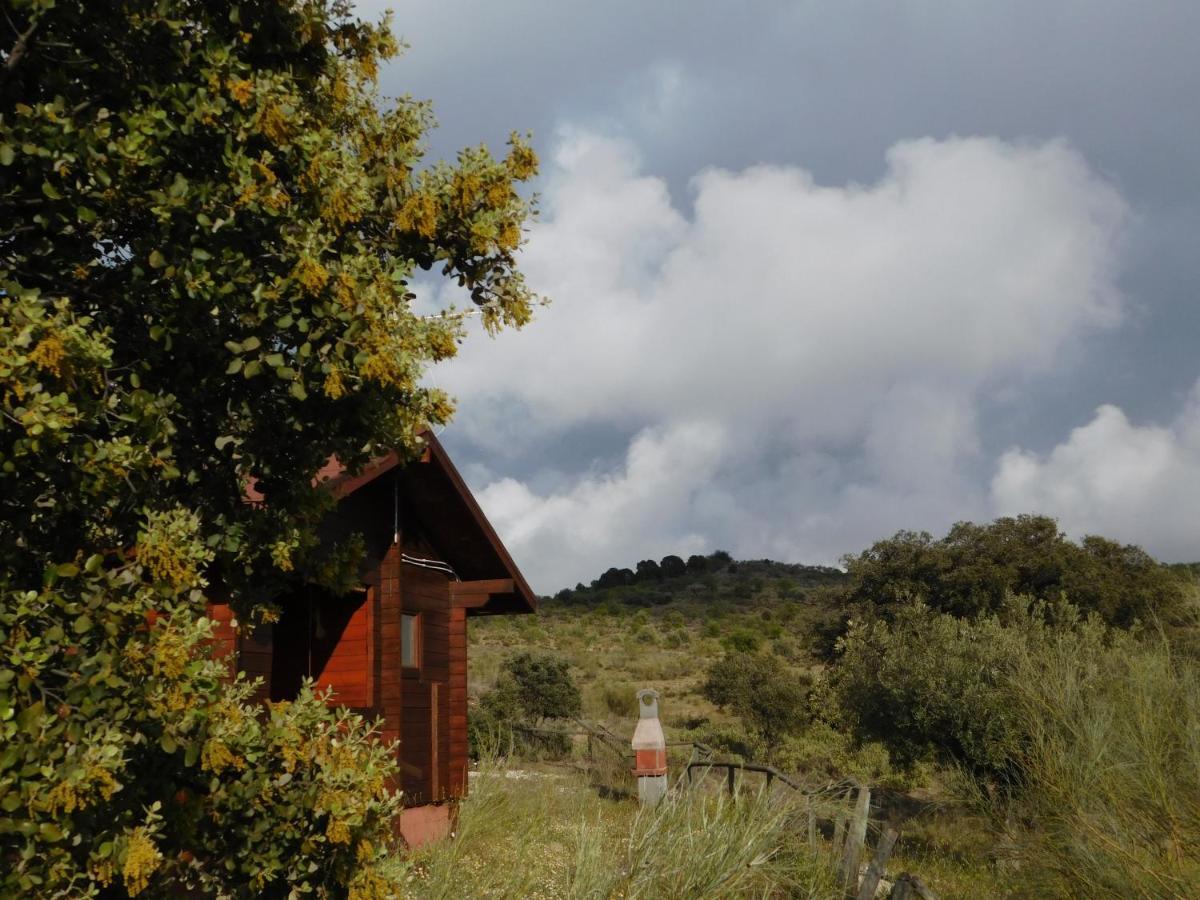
[{"left": 316, "top": 432, "right": 537, "bottom": 615}]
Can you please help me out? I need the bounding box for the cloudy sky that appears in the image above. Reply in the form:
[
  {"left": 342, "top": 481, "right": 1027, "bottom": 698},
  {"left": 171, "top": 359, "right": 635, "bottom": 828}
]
[{"left": 360, "top": 1, "right": 1200, "bottom": 591}]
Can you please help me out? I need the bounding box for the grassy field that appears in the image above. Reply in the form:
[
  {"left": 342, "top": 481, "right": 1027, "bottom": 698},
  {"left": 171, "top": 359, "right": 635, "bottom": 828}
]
[
  {"left": 461, "top": 560, "right": 1015, "bottom": 898},
  {"left": 453, "top": 550, "right": 1200, "bottom": 899}
]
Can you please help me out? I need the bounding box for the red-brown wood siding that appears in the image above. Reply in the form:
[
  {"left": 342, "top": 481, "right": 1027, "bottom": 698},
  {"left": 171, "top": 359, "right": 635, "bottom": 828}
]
[
  {"left": 378, "top": 543, "right": 403, "bottom": 795},
  {"left": 399, "top": 562, "right": 450, "bottom": 806},
  {"left": 447, "top": 606, "right": 468, "bottom": 798},
  {"left": 206, "top": 602, "right": 238, "bottom": 680}
]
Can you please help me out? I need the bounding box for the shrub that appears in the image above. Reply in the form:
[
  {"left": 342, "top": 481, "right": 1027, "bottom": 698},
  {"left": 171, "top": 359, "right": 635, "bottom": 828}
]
[
  {"left": 722, "top": 628, "right": 761, "bottom": 653},
  {"left": 831, "top": 597, "right": 1109, "bottom": 778},
  {"left": 468, "top": 653, "right": 581, "bottom": 759},
  {"left": 702, "top": 652, "right": 811, "bottom": 750}
]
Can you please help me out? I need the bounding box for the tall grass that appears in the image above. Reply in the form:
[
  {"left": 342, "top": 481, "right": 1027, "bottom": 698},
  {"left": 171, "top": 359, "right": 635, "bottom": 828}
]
[
  {"left": 1005, "top": 635, "right": 1200, "bottom": 898},
  {"left": 572, "top": 786, "right": 839, "bottom": 899},
  {"left": 399, "top": 760, "right": 839, "bottom": 899}
]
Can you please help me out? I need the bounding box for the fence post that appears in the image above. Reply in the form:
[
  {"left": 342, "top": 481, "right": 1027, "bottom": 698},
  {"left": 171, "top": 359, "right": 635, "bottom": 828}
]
[
  {"left": 727, "top": 765, "right": 736, "bottom": 797},
  {"left": 832, "top": 816, "right": 846, "bottom": 869},
  {"left": 839, "top": 785, "right": 871, "bottom": 895},
  {"left": 856, "top": 827, "right": 898, "bottom": 900}
]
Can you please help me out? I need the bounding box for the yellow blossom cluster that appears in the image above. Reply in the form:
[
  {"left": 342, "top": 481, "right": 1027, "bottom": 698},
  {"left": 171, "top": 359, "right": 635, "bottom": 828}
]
[
  {"left": 226, "top": 78, "right": 253, "bottom": 106},
  {"left": 395, "top": 191, "right": 438, "bottom": 239},
  {"left": 135, "top": 507, "right": 211, "bottom": 589},
  {"left": 122, "top": 828, "right": 162, "bottom": 897},
  {"left": 28, "top": 333, "right": 67, "bottom": 377},
  {"left": 43, "top": 760, "right": 119, "bottom": 816},
  {"left": 293, "top": 257, "right": 329, "bottom": 295}
]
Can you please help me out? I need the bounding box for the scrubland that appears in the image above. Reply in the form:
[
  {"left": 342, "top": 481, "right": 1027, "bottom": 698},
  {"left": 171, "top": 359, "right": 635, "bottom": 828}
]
[{"left": 449, "top": 528, "right": 1200, "bottom": 898}]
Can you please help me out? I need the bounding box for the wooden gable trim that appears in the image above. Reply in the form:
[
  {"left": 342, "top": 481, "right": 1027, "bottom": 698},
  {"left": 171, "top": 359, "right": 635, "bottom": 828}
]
[
  {"left": 423, "top": 434, "right": 537, "bottom": 613},
  {"left": 302, "top": 432, "right": 537, "bottom": 614},
  {"left": 450, "top": 579, "right": 515, "bottom": 609}
]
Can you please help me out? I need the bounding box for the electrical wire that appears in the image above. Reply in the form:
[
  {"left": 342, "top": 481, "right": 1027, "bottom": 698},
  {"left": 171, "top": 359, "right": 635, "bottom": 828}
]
[{"left": 400, "top": 553, "right": 460, "bottom": 581}]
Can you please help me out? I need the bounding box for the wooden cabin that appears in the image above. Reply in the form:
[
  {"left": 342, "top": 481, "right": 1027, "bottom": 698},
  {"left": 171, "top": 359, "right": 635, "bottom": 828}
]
[{"left": 207, "top": 433, "right": 537, "bottom": 847}]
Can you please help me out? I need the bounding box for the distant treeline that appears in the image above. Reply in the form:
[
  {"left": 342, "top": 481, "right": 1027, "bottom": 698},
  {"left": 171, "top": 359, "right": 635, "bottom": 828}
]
[{"left": 547, "top": 550, "right": 846, "bottom": 605}]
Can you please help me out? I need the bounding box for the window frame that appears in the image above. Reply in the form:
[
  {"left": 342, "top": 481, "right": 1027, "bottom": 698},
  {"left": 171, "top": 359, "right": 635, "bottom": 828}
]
[{"left": 400, "top": 611, "right": 422, "bottom": 673}]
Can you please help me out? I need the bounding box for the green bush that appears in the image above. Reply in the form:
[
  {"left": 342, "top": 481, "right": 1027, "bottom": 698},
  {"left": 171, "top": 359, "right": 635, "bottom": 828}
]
[
  {"left": 831, "top": 597, "right": 1110, "bottom": 778},
  {"left": 702, "top": 652, "right": 811, "bottom": 751},
  {"left": 722, "top": 628, "right": 761, "bottom": 653},
  {"left": 468, "top": 653, "right": 582, "bottom": 759}
]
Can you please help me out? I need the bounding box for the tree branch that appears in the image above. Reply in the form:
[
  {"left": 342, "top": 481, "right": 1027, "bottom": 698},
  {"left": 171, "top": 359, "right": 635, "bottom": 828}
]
[{"left": 4, "top": 18, "right": 38, "bottom": 73}]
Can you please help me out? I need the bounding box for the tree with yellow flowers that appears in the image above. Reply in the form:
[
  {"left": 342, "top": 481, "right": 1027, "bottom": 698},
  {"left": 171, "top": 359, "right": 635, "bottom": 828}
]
[{"left": 0, "top": 1, "right": 538, "bottom": 894}]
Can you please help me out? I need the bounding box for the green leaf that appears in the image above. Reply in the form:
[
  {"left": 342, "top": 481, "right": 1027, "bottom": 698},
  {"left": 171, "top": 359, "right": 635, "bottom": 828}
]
[
  {"left": 56, "top": 563, "right": 79, "bottom": 577},
  {"left": 73, "top": 615, "right": 93, "bottom": 634},
  {"left": 148, "top": 250, "right": 166, "bottom": 268},
  {"left": 160, "top": 734, "right": 178, "bottom": 753},
  {"left": 242, "top": 336, "right": 261, "bottom": 351},
  {"left": 289, "top": 381, "right": 308, "bottom": 400},
  {"left": 215, "top": 435, "right": 236, "bottom": 450},
  {"left": 225, "top": 358, "right": 244, "bottom": 374},
  {"left": 0, "top": 144, "right": 14, "bottom": 166},
  {"left": 265, "top": 353, "right": 285, "bottom": 368},
  {"left": 242, "top": 360, "right": 261, "bottom": 378}
]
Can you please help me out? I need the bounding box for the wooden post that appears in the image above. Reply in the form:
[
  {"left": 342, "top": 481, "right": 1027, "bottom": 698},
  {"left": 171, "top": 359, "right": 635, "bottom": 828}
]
[
  {"left": 888, "top": 874, "right": 937, "bottom": 900},
  {"left": 907, "top": 875, "right": 938, "bottom": 900},
  {"left": 840, "top": 785, "right": 871, "bottom": 895},
  {"left": 856, "top": 827, "right": 899, "bottom": 900},
  {"left": 832, "top": 816, "right": 846, "bottom": 869},
  {"left": 727, "top": 765, "right": 736, "bottom": 797}
]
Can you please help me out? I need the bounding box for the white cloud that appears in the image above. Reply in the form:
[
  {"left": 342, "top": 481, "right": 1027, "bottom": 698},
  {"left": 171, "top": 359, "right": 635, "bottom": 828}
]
[
  {"left": 474, "top": 421, "right": 724, "bottom": 589},
  {"left": 433, "top": 131, "right": 1131, "bottom": 589},
  {"left": 992, "top": 384, "right": 1200, "bottom": 561}
]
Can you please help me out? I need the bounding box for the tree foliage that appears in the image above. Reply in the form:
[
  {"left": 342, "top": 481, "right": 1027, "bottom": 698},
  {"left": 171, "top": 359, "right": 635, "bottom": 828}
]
[
  {"left": 702, "top": 651, "right": 810, "bottom": 749},
  {"left": 844, "top": 515, "right": 1184, "bottom": 626},
  {"left": 0, "top": 1, "right": 537, "bottom": 894},
  {"left": 468, "top": 652, "right": 581, "bottom": 759},
  {"left": 831, "top": 597, "right": 1112, "bottom": 778},
  {"left": 659, "top": 554, "right": 686, "bottom": 578}
]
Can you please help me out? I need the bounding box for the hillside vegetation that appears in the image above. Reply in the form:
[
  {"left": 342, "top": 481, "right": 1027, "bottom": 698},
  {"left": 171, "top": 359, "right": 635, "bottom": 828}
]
[{"left": 465, "top": 516, "right": 1200, "bottom": 898}]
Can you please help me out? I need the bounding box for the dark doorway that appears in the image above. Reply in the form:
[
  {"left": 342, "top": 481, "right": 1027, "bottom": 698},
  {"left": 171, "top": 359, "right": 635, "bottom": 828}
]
[{"left": 270, "top": 586, "right": 373, "bottom": 710}]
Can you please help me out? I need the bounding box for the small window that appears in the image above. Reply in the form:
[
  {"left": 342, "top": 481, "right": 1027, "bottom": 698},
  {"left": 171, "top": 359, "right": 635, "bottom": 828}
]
[{"left": 401, "top": 613, "right": 420, "bottom": 669}]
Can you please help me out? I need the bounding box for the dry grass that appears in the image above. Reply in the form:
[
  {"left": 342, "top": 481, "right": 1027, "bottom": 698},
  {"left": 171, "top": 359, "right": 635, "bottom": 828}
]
[{"left": 395, "top": 762, "right": 842, "bottom": 899}]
